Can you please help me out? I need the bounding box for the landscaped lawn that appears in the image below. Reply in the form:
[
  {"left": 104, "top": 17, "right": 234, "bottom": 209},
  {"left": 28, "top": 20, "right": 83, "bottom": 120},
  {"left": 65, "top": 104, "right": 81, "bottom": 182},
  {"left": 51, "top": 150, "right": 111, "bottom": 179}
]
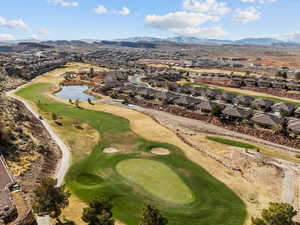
[
  {"left": 207, "top": 136, "right": 258, "bottom": 149},
  {"left": 16, "top": 82, "right": 247, "bottom": 225}
]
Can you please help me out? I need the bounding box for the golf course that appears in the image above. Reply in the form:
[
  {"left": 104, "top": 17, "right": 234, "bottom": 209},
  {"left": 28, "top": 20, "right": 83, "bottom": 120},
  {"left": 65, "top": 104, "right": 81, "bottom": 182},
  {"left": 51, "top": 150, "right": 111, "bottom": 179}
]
[{"left": 16, "top": 81, "right": 247, "bottom": 225}]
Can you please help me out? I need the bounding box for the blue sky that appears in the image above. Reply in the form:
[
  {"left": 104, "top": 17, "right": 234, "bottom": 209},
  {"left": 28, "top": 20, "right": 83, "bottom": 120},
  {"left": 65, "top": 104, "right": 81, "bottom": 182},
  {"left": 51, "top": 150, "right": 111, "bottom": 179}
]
[{"left": 0, "top": 0, "right": 299, "bottom": 41}]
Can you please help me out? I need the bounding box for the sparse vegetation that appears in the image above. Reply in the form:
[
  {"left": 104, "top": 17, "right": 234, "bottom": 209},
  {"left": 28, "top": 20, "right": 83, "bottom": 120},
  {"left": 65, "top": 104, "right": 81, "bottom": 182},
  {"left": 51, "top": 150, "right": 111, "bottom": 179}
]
[
  {"left": 252, "top": 202, "right": 298, "bottom": 225},
  {"left": 139, "top": 205, "right": 168, "bottom": 225}
]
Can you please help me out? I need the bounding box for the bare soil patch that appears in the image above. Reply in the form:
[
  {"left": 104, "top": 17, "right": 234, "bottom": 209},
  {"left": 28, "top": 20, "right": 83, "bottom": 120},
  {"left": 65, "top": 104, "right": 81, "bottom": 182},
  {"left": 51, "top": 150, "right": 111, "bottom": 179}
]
[
  {"left": 151, "top": 148, "right": 170, "bottom": 155},
  {"left": 103, "top": 147, "right": 119, "bottom": 154}
]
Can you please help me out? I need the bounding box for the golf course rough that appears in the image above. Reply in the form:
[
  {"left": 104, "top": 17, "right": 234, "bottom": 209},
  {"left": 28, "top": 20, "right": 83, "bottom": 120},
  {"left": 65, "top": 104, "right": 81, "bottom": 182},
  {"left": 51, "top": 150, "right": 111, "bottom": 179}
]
[{"left": 16, "top": 82, "right": 247, "bottom": 225}]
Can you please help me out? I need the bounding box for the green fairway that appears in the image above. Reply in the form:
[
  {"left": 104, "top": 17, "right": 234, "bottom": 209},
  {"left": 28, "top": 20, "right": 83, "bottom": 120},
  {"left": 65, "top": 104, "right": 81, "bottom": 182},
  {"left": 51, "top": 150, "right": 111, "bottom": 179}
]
[
  {"left": 207, "top": 136, "right": 258, "bottom": 149},
  {"left": 116, "top": 159, "right": 194, "bottom": 204},
  {"left": 16, "top": 82, "right": 247, "bottom": 225}
]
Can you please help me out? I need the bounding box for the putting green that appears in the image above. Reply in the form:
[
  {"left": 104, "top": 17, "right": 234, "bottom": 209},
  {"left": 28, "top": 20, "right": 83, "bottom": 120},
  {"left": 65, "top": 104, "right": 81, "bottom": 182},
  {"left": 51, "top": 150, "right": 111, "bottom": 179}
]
[{"left": 116, "top": 159, "right": 194, "bottom": 204}]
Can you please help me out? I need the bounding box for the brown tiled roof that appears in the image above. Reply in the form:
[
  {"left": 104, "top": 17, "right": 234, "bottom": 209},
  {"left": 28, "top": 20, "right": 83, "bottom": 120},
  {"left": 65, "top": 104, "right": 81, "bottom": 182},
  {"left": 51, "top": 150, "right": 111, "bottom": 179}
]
[
  {"left": 271, "top": 102, "right": 295, "bottom": 113},
  {"left": 222, "top": 105, "right": 252, "bottom": 119},
  {"left": 197, "top": 101, "right": 224, "bottom": 111},
  {"left": 287, "top": 120, "right": 300, "bottom": 134},
  {"left": 252, "top": 99, "right": 274, "bottom": 108},
  {"left": 250, "top": 113, "right": 284, "bottom": 127}
]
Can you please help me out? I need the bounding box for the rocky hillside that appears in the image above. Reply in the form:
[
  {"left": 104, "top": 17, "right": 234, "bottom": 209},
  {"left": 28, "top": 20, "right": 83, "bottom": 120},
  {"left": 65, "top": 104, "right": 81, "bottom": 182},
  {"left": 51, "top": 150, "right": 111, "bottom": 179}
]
[{"left": 0, "top": 96, "right": 61, "bottom": 194}]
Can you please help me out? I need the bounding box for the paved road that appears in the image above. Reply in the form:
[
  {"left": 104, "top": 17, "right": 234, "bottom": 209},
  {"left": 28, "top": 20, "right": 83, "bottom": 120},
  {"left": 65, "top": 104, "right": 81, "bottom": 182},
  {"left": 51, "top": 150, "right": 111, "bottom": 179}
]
[
  {"left": 128, "top": 74, "right": 149, "bottom": 87},
  {"left": 7, "top": 84, "right": 71, "bottom": 225},
  {"left": 0, "top": 155, "right": 14, "bottom": 190}
]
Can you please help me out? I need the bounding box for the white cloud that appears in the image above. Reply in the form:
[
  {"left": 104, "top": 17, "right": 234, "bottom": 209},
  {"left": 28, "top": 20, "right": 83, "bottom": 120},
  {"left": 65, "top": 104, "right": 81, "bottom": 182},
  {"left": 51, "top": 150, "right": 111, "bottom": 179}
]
[
  {"left": 114, "top": 7, "right": 130, "bottom": 15},
  {"left": 48, "top": 0, "right": 79, "bottom": 7},
  {"left": 234, "top": 7, "right": 261, "bottom": 23},
  {"left": 0, "top": 34, "right": 15, "bottom": 40},
  {"left": 240, "top": 0, "right": 277, "bottom": 4},
  {"left": 0, "top": 16, "right": 30, "bottom": 31},
  {"left": 94, "top": 5, "right": 108, "bottom": 14},
  {"left": 183, "top": 0, "right": 231, "bottom": 16},
  {"left": 145, "top": 11, "right": 216, "bottom": 30},
  {"left": 39, "top": 28, "right": 49, "bottom": 35},
  {"left": 144, "top": 0, "right": 229, "bottom": 38}
]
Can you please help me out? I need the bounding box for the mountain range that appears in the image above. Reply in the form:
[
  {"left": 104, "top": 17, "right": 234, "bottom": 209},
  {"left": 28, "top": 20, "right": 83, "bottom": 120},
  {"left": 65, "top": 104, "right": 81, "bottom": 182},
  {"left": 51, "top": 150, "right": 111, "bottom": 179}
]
[{"left": 115, "top": 36, "right": 299, "bottom": 46}]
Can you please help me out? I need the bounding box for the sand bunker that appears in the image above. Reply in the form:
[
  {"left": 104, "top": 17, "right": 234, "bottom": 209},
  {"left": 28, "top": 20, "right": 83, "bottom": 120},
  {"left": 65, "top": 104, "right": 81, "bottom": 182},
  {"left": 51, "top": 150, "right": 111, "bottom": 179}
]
[
  {"left": 151, "top": 148, "right": 170, "bottom": 155},
  {"left": 103, "top": 147, "right": 119, "bottom": 154}
]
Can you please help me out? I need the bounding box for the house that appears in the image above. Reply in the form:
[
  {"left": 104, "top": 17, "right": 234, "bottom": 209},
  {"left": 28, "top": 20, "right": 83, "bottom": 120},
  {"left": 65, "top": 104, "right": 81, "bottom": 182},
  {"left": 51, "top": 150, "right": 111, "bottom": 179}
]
[
  {"left": 295, "top": 107, "right": 300, "bottom": 118},
  {"left": 221, "top": 105, "right": 252, "bottom": 120},
  {"left": 234, "top": 95, "right": 254, "bottom": 107},
  {"left": 173, "top": 96, "right": 201, "bottom": 109},
  {"left": 122, "top": 84, "right": 137, "bottom": 95},
  {"left": 205, "top": 90, "right": 222, "bottom": 100},
  {"left": 271, "top": 102, "right": 295, "bottom": 116},
  {"left": 272, "top": 82, "right": 286, "bottom": 89},
  {"left": 196, "top": 101, "right": 224, "bottom": 114},
  {"left": 287, "top": 120, "right": 300, "bottom": 135},
  {"left": 167, "top": 83, "right": 180, "bottom": 92},
  {"left": 160, "top": 92, "right": 180, "bottom": 104},
  {"left": 257, "top": 79, "right": 271, "bottom": 88},
  {"left": 252, "top": 99, "right": 274, "bottom": 111},
  {"left": 287, "top": 84, "right": 300, "bottom": 91},
  {"left": 191, "top": 87, "right": 206, "bottom": 96},
  {"left": 219, "top": 92, "right": 237, "bottom": 103},
  {"left": 230, "top": 78, "right": 243, "bottom": 88},
  {"left": 244, "top": 78, "right": 256, "bottom": 87},
  {"left": 250, "top": 113, "right": 284, "bottom": 128},
  {"left": 178, "top": 85, "right": 194, "bottom": 94}
]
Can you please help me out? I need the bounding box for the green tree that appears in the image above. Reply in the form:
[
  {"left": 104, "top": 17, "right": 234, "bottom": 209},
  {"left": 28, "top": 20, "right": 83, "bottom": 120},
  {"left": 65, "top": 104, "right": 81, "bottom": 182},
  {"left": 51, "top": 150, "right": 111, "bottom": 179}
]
[
  {"left": 33, "top": 178, "right": 71, "bottom": 224},
  {"left": 295, "top": 72, "right": 300, "bottom": 80},
  {"left": 88, "top": 68, "right": 95, "bottom": 78},
  {"left": 211, "top": 104, "right": 222, "bottom": 117},
  {"left": 55, "top": 218, "right": 76, "bottom": 225},
  {"left": 52, "top": 113, "right": 58, "bottom": 121},
  {"left": 75, "top": 99, "right": 80, "bottom": 108},
  {"left": 82, "top": 198, "right": 115, "bottom": 225},
  {"left": 282, "top": 72, "right": 288, "bottom": 79},
  {"left": 139, "top": 205, "right": 168, "bottom": 225},
  {"left": 276, "top": 71, "right": 288, "bottom": 79},
  {"left": 252, "top": 202, "right": 298, "bottom": 225},
  {"left": 276, "top": 71, "right": 283, "bottom": 78}
]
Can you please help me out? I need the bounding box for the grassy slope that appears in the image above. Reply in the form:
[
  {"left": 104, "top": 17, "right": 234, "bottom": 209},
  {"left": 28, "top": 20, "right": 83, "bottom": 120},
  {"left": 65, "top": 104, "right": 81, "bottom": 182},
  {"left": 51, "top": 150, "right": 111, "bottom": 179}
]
[
  {"left": 16, "top": 83, "right": 246, "bottom": 225},
  {"left": 207, "top": 136, "right": 258, "bottom": 149}
]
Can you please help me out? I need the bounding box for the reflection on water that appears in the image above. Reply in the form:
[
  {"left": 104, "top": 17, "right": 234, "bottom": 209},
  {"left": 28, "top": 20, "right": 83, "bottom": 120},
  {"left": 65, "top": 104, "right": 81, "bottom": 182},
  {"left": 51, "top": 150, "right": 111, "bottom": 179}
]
[{"left": 55, "top": 85, "right": 96, "bottom": 101}]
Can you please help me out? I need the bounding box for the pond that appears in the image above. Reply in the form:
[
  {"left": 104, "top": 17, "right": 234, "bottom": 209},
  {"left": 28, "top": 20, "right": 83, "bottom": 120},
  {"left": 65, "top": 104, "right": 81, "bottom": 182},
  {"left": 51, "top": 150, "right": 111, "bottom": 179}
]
[{"left": 55, "top": 85, "right": 96, "bottom": 101}]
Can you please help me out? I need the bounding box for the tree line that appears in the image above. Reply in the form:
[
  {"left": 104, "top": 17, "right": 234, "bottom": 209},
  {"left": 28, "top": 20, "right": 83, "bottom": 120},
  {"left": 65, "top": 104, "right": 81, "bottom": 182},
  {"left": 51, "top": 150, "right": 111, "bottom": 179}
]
[{"left": 33, "top": 178, "right": 300, "bottom": 225}]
